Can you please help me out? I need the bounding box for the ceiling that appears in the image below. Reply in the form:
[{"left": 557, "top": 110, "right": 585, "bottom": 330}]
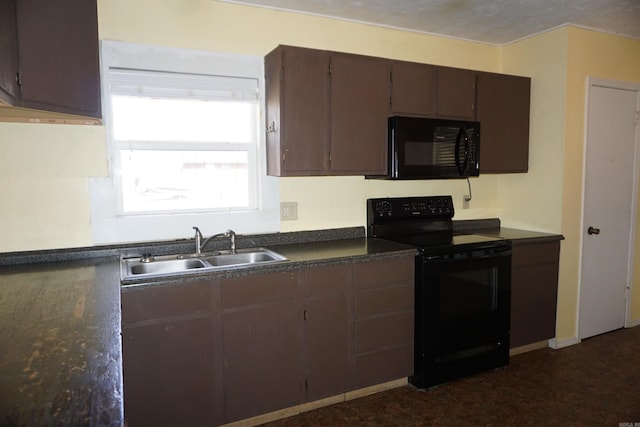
[{"left": 219, "top": 0, "right": 640, "bottom": 45}]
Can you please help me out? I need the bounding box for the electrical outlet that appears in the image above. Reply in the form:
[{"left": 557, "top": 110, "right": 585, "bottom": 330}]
[
  {"left": 463, "top": 196, "right": 470, "bottom": 209},
  {"left": 280, "top": 202, "right": 298, "bottom": 221}
]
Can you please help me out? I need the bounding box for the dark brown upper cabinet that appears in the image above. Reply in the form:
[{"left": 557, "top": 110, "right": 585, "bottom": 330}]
[
  {"left": 436, "top": 66, "right": 477, "bottom": 120},
  {"left": 265, "top": 45, "right": 389, "bottom": 176},
  {"left": 329, "top": 53, "right": 389, "bottom": 175},
  {"left": 477, "top": 71, "right": 531, "bottom": 173},
  {"left": 265, "top": 46, "right": 330, "bottom": 176},
  {"left": 390, "top": 61, "right": 437, "bottom": 117},
  {"left": 0, "top": 0, "right": 101, "bottom": 122},
  {"left": 266, "top": 45, "right": 532, "bottom": 176},
  {"left": 391, "top": 62, "right": 477, "bottom": 120},
  {"left": 0, "top": 0, "right": 19, "bottom": 103}
]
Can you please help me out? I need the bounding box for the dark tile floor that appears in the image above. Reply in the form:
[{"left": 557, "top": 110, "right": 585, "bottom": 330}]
[{"left": 264, "top": 326, "right": 640, "bottom": 426}]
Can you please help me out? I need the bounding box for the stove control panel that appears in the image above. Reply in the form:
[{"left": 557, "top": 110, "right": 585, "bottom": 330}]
[{"left": 367, "top": 196, "right": 454, "bottom": 221}]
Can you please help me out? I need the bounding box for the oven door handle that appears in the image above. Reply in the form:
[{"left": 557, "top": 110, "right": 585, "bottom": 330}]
[{"left": 421, "top": 248, "right": 512, "bottom": 262}]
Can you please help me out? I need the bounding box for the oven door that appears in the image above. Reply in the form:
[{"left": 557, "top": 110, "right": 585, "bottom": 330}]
[{"left": 415, "top": 246, "right": 511, "bottom": 353}]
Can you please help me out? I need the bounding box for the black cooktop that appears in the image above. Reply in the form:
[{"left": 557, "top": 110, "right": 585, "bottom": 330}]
[
  {"left": 381, "top": 231, "right": 506, "bottom": 252},
  {"left": 367, "top": 196, "right": 508, "bottom": 254}
]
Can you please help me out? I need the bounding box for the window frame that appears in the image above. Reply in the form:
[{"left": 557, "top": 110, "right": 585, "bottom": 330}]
[{"left": 90, "top": 40, "right": 279, "bottom": 245}]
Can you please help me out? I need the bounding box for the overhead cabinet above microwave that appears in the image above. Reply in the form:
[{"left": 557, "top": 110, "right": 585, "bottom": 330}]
[
  {"left": 0, "top": 0, "right": 101, "bottom": 124},
  {"left": 264, "top": 45, "right": 531, "bottom": 177}
]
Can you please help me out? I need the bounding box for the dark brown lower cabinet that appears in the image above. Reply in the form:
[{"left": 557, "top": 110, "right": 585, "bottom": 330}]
[
  {"left": 121, "top": 280, "right": 222, "bottom": 427},
  {"left": 121, "top": 255, "right": 416, "bottom": 425},
  {"left": 353, "top": 257, "right": 414, "bottom": 389},
  {"left": 510, "top": 240, "right": 561, "bottom": 348},
  {"left": 220, "top": 271, "right": 301, "bottom": 422},
  {"left": 303, "top": 264, "right": 352, "bottom": 402}
]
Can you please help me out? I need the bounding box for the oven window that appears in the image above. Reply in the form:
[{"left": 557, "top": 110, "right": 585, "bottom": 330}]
[{"left": 439, "top": 267, "right": 498, "bottom": 319}]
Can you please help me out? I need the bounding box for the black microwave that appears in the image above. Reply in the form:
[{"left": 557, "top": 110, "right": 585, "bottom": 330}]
[{"left": 384, "top": 116, "right": 480, "bottom": 180}]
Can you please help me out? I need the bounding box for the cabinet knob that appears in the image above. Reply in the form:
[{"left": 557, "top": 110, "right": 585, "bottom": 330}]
[{"left": 587, "top": 226, "right": 600, "bottom": 235}]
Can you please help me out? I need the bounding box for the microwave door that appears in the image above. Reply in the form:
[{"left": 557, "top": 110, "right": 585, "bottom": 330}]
[{"left": 455, "top": 126, "right": 470, "bottom": 176}]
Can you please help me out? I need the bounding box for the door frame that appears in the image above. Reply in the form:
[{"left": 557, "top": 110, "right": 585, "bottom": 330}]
[{"left": 578, "top": 77, "right": 640, "bottom": 338}]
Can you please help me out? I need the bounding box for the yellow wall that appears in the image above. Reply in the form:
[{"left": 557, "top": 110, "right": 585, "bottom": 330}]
[
  {"left": 0, "top": 0, "right": 502, "bottom": 252},
  {"left": 0, "top": 124, "right": 106, "bottom": 251},
  {"left": 500, "top": 27, "right": 640, "bottom": 339},
  {"left": 499, "top": 29, "right": 568, "bottom": 232},
  {"left": 99, "top": 0, "right": 504, "bottom": 233},
  {"left": 1, "top": 0, "right": 639, "bottom": 338},
  {"left": 562, "top": 28, "right": 640, "bottom": 332}
]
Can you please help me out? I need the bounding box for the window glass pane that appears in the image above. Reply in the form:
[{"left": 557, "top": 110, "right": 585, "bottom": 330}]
[
  {"left": 112, "top": 96, "right": 254, "bottom": 143},
  {"left": 120, "top": 150, "right": 249, "bottom": 213}
]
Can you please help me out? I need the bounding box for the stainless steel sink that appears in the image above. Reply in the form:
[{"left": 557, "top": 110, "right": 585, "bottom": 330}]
[
  {"left": 130, "top": 258, "right": 207, "bottom": 275},
  {"left": 121, "top": 248, "right": 288, "bottom": 281},
  {"left": 204, "top": 249, "right": 287, "bottom": 267}
]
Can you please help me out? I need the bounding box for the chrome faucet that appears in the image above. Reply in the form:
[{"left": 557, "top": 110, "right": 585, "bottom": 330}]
[
  {"left": 193, "top": 226, "right": 204, "bottom": 256},
  {"left": 193, "top": 227, "right": 237, "bottom": 255}
]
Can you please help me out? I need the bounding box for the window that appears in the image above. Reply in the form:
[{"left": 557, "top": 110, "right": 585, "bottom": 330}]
[{"left": 90, "top": 41, "right": 279, "bottom": 244}]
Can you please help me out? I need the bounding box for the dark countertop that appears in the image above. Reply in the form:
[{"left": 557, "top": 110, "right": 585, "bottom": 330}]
[
  {"left": 0, "top": 233, "right": 415, "bottom": 426},
  {"left": 0, "top": 257, "right": 123, "bottom": 426},
  {"left": 466, "top": 227, "right": 564, "bottom": 244},
  {"left": 120, "top": 237, "right": 419, "bottom": 287},
  {"left": 0, "top": 223, "right": 561, "bottom": 426},
  {"left": 453, "top": 219, "right": 564, "bottom": 244}
]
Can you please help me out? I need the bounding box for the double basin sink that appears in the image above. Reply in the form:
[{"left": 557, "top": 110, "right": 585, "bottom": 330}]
[{"left": 121, "top": 247, "right": 288, "bottom": 281}]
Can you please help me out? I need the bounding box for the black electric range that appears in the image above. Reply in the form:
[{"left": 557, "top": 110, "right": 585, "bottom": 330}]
[{"left": 367, "top": 195, "right": 512, "bottom": 388}]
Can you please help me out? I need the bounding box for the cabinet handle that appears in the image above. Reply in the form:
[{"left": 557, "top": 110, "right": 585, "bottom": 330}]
[{"left": 587, "top": 226, "right": 600, "bottom": 235}]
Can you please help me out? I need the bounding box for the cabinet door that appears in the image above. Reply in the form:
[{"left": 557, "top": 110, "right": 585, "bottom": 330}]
[
  {"left": 122, "top": 318, "right": 218, "bottom": 427},
  {"left": 330, "top": 54, "right": 390, "bottom": 175},
  {"left": 390, "top": 61, "right": 437, "bottom": 117},
  {"left": 0, "top": 0, "right": 19, "bottom": 103},
  {"left": 221, "top": 272, "right": 301, "bottom": 422},
  {"left": 303, "top": 264, "right": 351, "bottom": 401},
  {"left": 510, "top": 241, "right": 560, "bottom": 348},
  {"left": 15, "top": 0, "right": 101, "bottom": 117},
  {"left": 266, "top": 46, "right": 330, "bottom": 176},
  {"left": 121, "top": 281, "right": 221, "bottom": 427},
  {"left": 352, "top": 257, "right": 414, "bottom": 389},
  {"left": 436, "top": 66, "right": 477, "bottom": 120},
  {"left": 477, "top": 72, "right": 531, "bottom": 173}
]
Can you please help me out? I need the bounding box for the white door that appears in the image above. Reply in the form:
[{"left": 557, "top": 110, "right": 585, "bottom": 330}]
[{"left": 579, "top": 80, "right": 640, "bottom": 339}]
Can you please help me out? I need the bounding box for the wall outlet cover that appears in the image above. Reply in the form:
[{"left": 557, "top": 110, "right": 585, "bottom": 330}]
[{"left": 280, "top": 202, "right": 298, "bottom": 220}]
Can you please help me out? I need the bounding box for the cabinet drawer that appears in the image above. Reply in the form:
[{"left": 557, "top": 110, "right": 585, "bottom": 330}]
[
  {"left": 355, "top": 285, "right": 413, "bottom": 317},
  {"left": 304, "top": 264, "right": 352, "bottom": 298},
  {"left": 221, "top": 271, "right": 298, "bottom": 309},
  {"left": 352, "top": 344, "right": 413, "bottom": 389},
  {"left": 354, "top": 257, "right": 414, "bottom": 290},
  {"left": 355, "top": 311, "right": 413, "bottom": 354},
  {"left": 121, "top": 281, "right": 211, "bottom": 324},
  {"left": 512, "top": 241, "right": 560, "bottom": 267}
]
